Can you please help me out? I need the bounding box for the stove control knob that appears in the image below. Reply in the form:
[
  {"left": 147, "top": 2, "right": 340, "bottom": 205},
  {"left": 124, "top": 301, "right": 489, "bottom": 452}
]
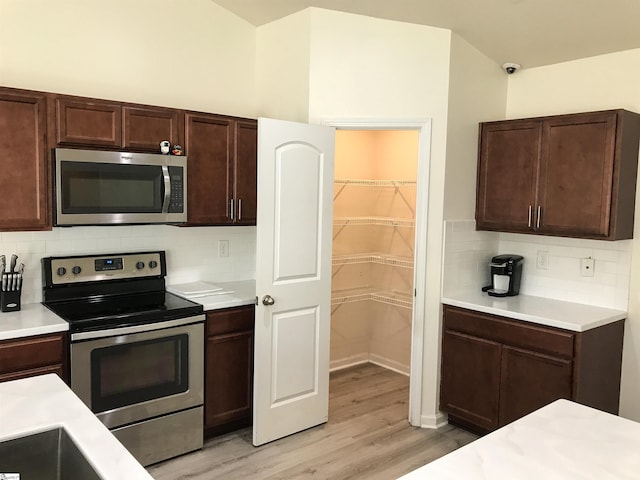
[
  {"left": 56, "top": 267, "right": 67, "bottom": 276},
  {"left": 136, "top": 261, "right": 145, "bottom": 270},
  {"left": 72, "top": 266, "right": 82, "bottom": 275},
  {"left": 149, "top": 260, "right": 158, "bottom": 269}
]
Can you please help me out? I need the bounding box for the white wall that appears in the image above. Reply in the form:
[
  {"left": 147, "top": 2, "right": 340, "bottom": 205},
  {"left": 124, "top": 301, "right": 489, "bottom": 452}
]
[
  {"left": 443, "top": 34, "right": 508, "bottom": 220},
  {"left": 256, "top": 9, "right": 311, "bottom": 122},
  {"left": 504, "top": 48, "right": 640, "bottom": 421},
  {"left": 0, "top": 0, "right": 257, "bottom": 117},
  {"left": 0, "top": 0, "right": 259, "bottom": 297}
]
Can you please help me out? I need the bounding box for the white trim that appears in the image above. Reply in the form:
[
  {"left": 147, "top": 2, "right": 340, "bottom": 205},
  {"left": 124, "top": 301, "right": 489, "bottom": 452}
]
[
  {"left": 329, "top": 354, "right": 369, "bottom": 372},
  {"left": 369, "top": 354, "right": 410, "bottom": 376},
  {"left": 322, "top": 117, "right": 432, "bottom": 429},
  {"left": 421, "top": 411, "right": 449, "bottom": 430}
]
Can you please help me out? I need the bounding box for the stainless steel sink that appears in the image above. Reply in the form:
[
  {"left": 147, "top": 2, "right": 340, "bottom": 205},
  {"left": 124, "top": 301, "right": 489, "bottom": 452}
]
[{"left": 0, "top": 427, "right": 102, "bottom": 480}]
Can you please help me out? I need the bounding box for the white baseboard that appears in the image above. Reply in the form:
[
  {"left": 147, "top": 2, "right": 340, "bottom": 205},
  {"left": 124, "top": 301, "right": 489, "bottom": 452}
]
[
  {"left": 420, "top": 411, "right": 449, "bottom": 429},
  {"left": 329, "top": 354, "right": 369, "bottom": 372},
  {"left": 369, "top": 353, "right": 410, "bottom": 376},
  {"left": 330, "top": 353, "right": 410, "bottom": 376}
]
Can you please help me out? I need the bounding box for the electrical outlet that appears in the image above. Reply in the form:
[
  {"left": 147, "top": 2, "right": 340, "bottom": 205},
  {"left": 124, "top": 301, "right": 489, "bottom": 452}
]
[
  {"left": 536, "top": 250, "right": 549, "bottom": 270},
  {"left": 581, "top": 257, "right": 594, "bottom": 277},
  {"left": 218, "top": 240, "right": 229, "bottom": 258}
]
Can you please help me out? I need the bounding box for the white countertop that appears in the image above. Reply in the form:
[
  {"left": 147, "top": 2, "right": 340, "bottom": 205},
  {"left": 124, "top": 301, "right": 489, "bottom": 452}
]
[
  {"left": 399, "top": 399, "right": 640, "bottom": 480},
  {"left": 0, "top": 374, "right": 152, "bottom": 479},
  {"left": 442, "top": 291, "right": 626, "bottom": 332},
  {"left": 0, "top": 303, "right": 69, "bottom": 341},
  {"left": 168, "top": 279, "right": 255, "bottom": 311}
]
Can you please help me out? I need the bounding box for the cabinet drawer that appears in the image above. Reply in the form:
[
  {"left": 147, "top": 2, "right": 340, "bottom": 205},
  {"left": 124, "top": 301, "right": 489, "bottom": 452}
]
[
  {"left": 206, "top": 306, "right": 255, "bottom": 336},
  {"left": 444, "top": 306, "right": 574, "bottom": 358},
  {"left": 0, "top": 333, "right": 66, "bottom": 375}
]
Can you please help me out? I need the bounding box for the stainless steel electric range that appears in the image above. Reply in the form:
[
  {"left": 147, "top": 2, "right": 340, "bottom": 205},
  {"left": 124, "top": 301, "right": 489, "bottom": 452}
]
[{"left": 42, "top": 251, "right": 205, "bottom": 466}]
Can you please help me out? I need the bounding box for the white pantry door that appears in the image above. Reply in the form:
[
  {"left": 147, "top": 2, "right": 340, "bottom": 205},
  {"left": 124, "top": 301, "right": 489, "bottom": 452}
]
[{"left": 253, "top": 118, "right": 335, "bottom": 446}]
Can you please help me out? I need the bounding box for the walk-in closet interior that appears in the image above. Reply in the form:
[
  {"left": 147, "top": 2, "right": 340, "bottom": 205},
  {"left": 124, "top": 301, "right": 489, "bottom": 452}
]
[{"left": 331, "top": 129, "right": 419, "bottom": 377}]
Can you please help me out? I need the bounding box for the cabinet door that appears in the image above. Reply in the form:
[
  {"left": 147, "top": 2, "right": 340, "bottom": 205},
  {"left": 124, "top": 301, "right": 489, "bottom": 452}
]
[
  {"left": 476, "top": 120, "right": 541, "bottom": 233},
  {"left": 537, "top": 112, "right": 617, "bottom": 237},
  {"left": 184, "top": 113, "right": 233, "bottom": 225},
  {"left": 0, "top": 333, "right": 67, "bottom": 383},
  {"left": 440, "top": 330, "right": 502, "bottom": 431},
  {"left": 123, "top": 106, "right": 181, "bottom": 152},
  {"left": 205, "top": 330, "right": 253, "bottom": 430},
  {"left": 233, "top": 120, "right": 257, "bottom": 225},
  {"left": 205, "top": 306, "right": 254, "bottom": 436},
  {"left": 53, "top": 96, "right": 122, "bottom": 147},
  {"left": 498, "top": 345, "right": 572, "bottom": 426},
  {"left": 0, "top": 89, "right": 49, "bottom": 230}
]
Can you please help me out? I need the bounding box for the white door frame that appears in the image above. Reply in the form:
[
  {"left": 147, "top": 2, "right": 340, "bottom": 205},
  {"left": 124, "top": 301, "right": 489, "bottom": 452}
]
[{"left": 322, "top": 117, "right": 432, "bottom": 427}]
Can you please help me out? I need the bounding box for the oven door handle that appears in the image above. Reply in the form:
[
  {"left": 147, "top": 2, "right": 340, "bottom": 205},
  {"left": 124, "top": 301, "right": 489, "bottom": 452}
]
[{"left": 71, "top": 314, "right": 205, "bottom": 341}]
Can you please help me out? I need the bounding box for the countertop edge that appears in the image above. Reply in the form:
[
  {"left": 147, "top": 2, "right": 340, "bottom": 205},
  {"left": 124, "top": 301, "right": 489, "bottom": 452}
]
[{"left": 442, "top": 293, "right": 627, "bottom": 332}]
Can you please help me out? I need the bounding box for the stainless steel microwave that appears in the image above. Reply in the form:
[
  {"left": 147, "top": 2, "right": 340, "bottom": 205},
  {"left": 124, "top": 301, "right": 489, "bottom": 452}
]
[{"left": 53, "top": 148, "right": 187, "bottom": 226}]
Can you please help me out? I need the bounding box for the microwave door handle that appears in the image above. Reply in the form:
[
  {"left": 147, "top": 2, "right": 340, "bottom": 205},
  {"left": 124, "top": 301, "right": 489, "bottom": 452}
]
[{"left": 161, "top": 165, "right": 171, "bottom": 213}]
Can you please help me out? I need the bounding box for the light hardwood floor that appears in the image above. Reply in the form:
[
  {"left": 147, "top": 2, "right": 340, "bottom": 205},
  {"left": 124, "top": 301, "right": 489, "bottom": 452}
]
[{"left": 148, "top": 363, "right": 477, "bottom": 480}]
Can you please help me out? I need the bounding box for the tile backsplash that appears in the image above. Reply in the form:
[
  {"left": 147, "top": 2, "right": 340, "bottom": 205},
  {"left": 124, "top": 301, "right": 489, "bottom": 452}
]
[
  {"left": 0, "top": 225, "right": 256, "bottom": 305},
  {"left": 443, "top": 220, "right": 632, "bottom": 310}
]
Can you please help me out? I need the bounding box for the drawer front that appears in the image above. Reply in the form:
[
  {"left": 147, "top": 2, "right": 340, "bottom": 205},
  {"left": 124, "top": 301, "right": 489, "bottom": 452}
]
[
  {"left": 0, "top": 333, "right": 66, "bottom": 374},
  {"left": 206, "top": 306, "right": 255, "bottom": 336},
  {"left": 444, "top": 306, "right": 575, "bottom": 358}
]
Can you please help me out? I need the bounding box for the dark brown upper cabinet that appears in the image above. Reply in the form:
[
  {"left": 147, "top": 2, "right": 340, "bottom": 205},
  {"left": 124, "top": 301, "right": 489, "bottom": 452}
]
[
  {"left": 476, "top": 110, "right": 640, "bottom": 240},
  {"left": 123, "top": 106, "right": 181, "bottom": 152},
  {"left": 51, "top": 95, "right": 181, "bottom": 153},
  {"left": 0, "top": 88, "right": 49, "bottom": 230},
  {"left": 185, "top": 113, "right": 257, "bottom": 226}
]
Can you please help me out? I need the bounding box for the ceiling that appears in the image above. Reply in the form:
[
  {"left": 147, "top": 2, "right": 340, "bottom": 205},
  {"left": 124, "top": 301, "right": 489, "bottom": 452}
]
[{"left": 212, "top": 0, "right": 640, "bottom": 69}]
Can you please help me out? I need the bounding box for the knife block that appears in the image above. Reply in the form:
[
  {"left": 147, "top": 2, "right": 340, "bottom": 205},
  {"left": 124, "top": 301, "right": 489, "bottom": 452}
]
[{"left": 1, "top": 283, "right": 21, "bottom": 312}]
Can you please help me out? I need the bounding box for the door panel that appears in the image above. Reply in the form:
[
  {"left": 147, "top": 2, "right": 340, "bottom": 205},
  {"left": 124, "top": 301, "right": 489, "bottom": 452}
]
[
  {"left": 440, "top": 330, "right": 502, "bottom": 431},
  {"left": 274, "top": 144, "right": 322, "bottom": 281},
  {"left": 271, "top": 308, "right": 318, "bottom": 404},
  {"left": 476, "top": 121, "right": 540, "bottom": 232},
  {"left": 499, "top": 345, "right": 572, "bottom": 426},
  {"left": 538, "top": 112, "right": 617, "bottom": 237},
  {"left": 253, "top": 118, "right": 335, "bottom": 446}
]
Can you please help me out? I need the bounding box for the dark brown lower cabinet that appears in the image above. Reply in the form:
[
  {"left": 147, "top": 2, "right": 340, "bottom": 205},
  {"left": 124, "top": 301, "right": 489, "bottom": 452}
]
[
  {"left": 205, "top": 305, "right": 254, "bottom": 438},
  {"left": 440, "top": 305, "right": 624, "bottom": 434},
  {"left": 0, "top": 332, "right": 68, "bottom": 383}
]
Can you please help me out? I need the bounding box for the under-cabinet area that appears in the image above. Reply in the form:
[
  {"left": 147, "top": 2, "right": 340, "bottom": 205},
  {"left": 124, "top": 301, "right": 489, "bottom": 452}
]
[
  {"left": 331, "top": 130, "right": 418, "bottom": 374},
  {"left": 439, "top": 304, "right": 625, "bottom": 434}
]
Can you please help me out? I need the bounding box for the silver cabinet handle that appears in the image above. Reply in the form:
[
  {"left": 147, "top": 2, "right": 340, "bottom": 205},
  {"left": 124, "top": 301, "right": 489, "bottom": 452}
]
[
  {"left": 262, "top": 295, "right": 275, "bottom": 306},
  {"left": 528, "top": 205, "right": 532, "bottom": 228},
  {"left": 536, "top": 205, "right": 541, "bottom": 229},
  {"left": 238, "top": 198, "right": 242, "bottom": 221},
  {"left": 230, "top": 198, "right": 235, "bottom": 221}
]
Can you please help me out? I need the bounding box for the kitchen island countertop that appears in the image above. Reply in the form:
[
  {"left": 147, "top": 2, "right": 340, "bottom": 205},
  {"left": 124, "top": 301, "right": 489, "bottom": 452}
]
[
  {"left": 0, "top": 373, "right": 152, "bottom": 479},
  {"left": 399, "top": 399, "right": 640, "bottom": 479},
  {"left": 0, "top": 303, "right": 69, "bottom": 341},
  {"left": 442, "top": 291, "right": 626, "bottom": 332}
]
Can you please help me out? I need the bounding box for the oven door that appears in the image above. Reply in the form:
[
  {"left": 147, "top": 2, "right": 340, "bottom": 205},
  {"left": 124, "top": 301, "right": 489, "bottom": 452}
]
[{"left": 70, "top": 315, "right": 204, "bottom": 429}]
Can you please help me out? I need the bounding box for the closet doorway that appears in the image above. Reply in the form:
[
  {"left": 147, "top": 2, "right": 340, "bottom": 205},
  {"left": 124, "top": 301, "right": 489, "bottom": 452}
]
[{"left": 326, "top": 120, "right": 431, "bottom": 426}]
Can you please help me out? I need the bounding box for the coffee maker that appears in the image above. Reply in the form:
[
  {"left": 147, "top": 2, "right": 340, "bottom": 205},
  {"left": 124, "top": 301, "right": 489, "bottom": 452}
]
[{"left": 481, "top": 254, "right": 524, "bottom": 297}]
